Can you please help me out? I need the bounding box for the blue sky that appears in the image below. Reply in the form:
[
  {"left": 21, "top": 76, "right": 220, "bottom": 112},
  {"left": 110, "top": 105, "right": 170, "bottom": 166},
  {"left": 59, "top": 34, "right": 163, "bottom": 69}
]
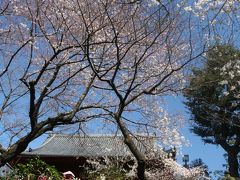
[
  {"left": 167, "top": 95, "right": 226, "bottom": 178},
  {"left": 181, "top": 125, "right": 225, "bottom": 174}
]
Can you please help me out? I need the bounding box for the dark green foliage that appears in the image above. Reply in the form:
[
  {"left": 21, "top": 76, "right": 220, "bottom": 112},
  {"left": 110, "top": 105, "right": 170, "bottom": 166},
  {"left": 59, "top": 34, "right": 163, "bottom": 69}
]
[
  {"left": 184, "top": 44, "right": 240, "bottom": 145},
  {"left": 14, "top": 157, "right": 62, "bottom": 179},
  {"left": 184, "top": 44, "right": 240, "bottom": 177},
  {"left": 190, "top": 158, "right": 208, "bottom": 169},
  {"left": 190, "top": 158, "right": 210, "bottom": 177}
]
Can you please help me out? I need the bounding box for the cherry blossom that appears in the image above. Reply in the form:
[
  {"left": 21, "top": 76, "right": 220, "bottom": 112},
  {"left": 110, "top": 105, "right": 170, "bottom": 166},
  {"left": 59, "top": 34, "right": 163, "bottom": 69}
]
[{"left": 0, "top": 1, "right": 208, "bottom": 178}]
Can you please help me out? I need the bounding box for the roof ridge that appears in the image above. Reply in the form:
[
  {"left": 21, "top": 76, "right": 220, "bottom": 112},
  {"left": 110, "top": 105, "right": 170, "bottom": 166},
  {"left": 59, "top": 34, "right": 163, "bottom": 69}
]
[
  {"left": 52, "top": 133, "right": 123, "bottom": 137},
  {"left": 49, "top": 133, "right": 156, "bottom": 138},
  {"left": 21, "top": 133, "right": 159, "bottom": 157}
]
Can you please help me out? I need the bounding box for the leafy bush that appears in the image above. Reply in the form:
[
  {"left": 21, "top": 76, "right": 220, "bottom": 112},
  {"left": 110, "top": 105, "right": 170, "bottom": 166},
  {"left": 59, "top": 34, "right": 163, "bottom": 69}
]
[{"left": 13, "top": 157, "right": 62, "bottom": 179}]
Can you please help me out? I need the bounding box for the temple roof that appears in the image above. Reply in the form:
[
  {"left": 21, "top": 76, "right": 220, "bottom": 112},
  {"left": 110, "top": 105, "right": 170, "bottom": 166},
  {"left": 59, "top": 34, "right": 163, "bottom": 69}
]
[{"left": 22, "top": 134, "right": 157, "bottom": 157}]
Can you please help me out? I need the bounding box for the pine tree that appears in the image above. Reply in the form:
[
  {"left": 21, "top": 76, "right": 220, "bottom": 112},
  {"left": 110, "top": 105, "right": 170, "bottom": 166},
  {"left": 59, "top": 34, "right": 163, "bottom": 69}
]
[{"left": 184, "top": 45, "right": 240, "bottom": 177}]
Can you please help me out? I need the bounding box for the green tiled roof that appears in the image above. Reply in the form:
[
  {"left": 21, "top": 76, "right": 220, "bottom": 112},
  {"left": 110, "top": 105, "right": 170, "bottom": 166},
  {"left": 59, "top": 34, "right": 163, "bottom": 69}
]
[{"left": 22, "top": 134, "right": 156, "bottom": 157}]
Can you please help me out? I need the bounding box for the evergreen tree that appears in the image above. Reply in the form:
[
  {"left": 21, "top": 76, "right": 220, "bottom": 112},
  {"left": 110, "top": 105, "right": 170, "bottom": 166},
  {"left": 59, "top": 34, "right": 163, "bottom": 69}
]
[
  {"left": 184, "top": 45, "right": 240, "bottom": 177},
  {"left": 190, "top": 158, "right": 210, "bottom": 177}
]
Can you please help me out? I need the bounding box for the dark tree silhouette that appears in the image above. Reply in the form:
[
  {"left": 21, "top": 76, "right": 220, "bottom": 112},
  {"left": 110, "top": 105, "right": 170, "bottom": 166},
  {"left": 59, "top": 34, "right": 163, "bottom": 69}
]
[{"left": 184, "top": 45, "right": 240, "bottom": 177}]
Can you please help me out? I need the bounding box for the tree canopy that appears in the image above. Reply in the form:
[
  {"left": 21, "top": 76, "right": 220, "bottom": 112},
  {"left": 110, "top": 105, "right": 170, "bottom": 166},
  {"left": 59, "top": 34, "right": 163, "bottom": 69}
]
[
  {"left": 184, "top": 45, "right": 240, "bottom": 177},
  {"left": 1, "top": 0, "right": 239, "bottom": 179},
  {"left": 0, "top": 0, "right": 208, "bottom": 179}
]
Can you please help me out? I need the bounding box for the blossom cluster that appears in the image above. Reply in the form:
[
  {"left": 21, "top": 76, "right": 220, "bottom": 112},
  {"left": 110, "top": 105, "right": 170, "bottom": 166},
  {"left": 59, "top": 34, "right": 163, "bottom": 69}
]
[
  {"left": 184, "top": 0, "right": 237, "bottom": 20},
  {"left": 218, "top": 59, "right": 240, "bottom": 100},
  {"left": 0, "top": 0, "right": 191, "bottom": 148},
  {"left": 84, "top": 151, "right": 208, "bottom": 180}
]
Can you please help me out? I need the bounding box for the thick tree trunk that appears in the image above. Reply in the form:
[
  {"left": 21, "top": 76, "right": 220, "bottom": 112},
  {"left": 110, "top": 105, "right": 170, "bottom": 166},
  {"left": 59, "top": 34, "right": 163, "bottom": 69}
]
[
  {"left": 0, "top": 115, "right": 70, "bottom": 167},
  {"left": 137, "top": 159, "right": 146, "bottom": 180},
  {"left": 124, "top": 135, "right": 147, "bottom": 180},
  {"left": 115, "top": 115, "right": 147, "bottom": 180},
  {"left": 228, "top": 149, "right": 239, "bottom": 178}
]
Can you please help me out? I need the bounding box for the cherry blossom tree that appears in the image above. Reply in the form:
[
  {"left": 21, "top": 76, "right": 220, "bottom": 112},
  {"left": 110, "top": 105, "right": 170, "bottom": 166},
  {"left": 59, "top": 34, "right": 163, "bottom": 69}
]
[
  {"left": 185, "top": 0, "right": 240, "bottom": 44},
  {"left": 0, "top": 0, "right": 208, "bottom": 179},
  {"left": 84, "top": 152, "right": 207, "bottom": 180}
]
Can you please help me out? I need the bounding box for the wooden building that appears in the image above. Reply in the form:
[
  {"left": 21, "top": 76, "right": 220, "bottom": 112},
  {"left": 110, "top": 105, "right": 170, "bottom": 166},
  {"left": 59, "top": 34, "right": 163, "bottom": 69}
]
[{"left": 12, "top": 134, "right": 158, "bottom": 179}]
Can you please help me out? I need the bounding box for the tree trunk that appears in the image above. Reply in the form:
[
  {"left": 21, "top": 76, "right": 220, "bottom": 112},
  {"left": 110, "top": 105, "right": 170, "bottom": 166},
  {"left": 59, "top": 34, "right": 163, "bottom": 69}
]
[
  {"left": 137, "top": 159, "right": 146, "bottom": 180},
  {"left": 228, "top": 149, "right": 239, "bottom": 178},
  {"left": 124, "top": 136, "right": 147, "bottom": 180},
  {"left": 115, "top": 115, "right": 147, "bottom": 180}
]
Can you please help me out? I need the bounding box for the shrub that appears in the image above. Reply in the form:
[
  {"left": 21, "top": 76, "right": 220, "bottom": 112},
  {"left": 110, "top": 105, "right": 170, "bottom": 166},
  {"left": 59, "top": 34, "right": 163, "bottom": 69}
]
[{"left": 13, "top": 157, "right": 62, "bottom": 179}]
